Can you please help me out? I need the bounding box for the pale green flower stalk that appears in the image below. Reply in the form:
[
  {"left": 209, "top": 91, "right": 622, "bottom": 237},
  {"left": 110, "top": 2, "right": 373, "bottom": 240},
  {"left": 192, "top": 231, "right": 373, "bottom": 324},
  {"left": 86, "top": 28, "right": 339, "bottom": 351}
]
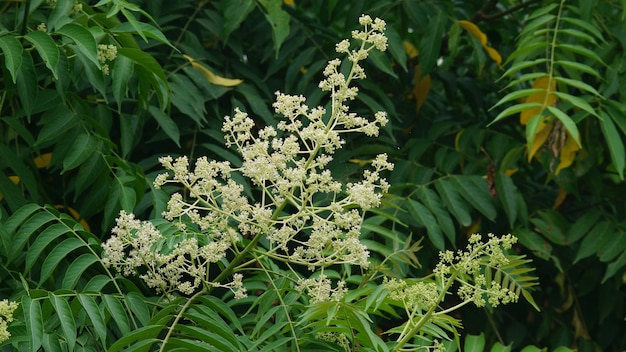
[
  {"left": 102, "top": 14, "right": 392, "bottom": 302},
  {"left": 0, "top": 299, "right": 18, "bottom": 344},
  {"left": 385, "top": 233, "right": 520, "bottom": 351}
]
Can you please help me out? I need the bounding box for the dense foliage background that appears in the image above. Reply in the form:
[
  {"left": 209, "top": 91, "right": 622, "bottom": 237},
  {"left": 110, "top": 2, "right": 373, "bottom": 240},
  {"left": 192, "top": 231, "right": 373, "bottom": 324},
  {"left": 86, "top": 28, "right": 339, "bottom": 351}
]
[{"left": 1, "top": 0, "right": 625, "bottom": 350}]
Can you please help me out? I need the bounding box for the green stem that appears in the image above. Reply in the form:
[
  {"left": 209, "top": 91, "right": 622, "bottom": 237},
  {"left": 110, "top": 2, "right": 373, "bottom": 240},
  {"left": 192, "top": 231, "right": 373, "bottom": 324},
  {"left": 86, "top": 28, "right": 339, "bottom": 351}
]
[
  {"left": 159, "top": 290, "right": 206, "bottom": 352},
  {"left": 391, "top": 272, "right": 458, "bottom": 352}
]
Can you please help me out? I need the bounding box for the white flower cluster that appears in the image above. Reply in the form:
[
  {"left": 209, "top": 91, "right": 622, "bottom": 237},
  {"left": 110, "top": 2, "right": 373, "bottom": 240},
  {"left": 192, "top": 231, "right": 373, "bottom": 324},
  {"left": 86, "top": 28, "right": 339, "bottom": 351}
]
[
  {"left": 295, "top": 274, "right": 347, "bottom": 304},
  {"left": 434, "top": 233, "right": 519, "bottom": 307},
  {"left": 102, "top": 211, "right": 243, "bottom": 298},
  {"left": 97, "top": 44, "right": 118, "bottom": 75},
  {"left": 0, "top": 299, "right": 18, "bottom": 343},
  {"left": 104, "top": 15, "right": 392, "bottom": 299},
  {"left": 384, "top": 278, "right": 439, "bottom": 313}
]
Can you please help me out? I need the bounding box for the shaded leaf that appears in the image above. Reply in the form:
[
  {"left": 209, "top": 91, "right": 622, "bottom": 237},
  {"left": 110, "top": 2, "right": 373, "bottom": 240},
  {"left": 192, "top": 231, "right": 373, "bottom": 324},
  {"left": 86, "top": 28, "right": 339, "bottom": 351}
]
[{"left": 0, "top": 35, "right": 23, "bottom": 83}]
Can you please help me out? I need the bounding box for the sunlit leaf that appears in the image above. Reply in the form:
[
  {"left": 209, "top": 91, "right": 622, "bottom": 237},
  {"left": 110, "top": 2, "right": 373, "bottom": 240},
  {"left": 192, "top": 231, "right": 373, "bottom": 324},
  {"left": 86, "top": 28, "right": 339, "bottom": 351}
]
[{"left": 183, "top": 54, "right": 243, "bottom": 87}]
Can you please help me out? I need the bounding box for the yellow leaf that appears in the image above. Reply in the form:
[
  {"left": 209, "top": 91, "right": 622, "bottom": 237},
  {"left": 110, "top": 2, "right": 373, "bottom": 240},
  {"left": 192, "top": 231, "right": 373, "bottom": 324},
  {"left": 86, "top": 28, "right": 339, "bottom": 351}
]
[
  {"left": 34, "top": 152, "right": 52, "bottom": 169},
  {"left": 529, "top": 120, "right": 553, "bottom": 161},
  {"left": 458, "top": 20, "right": 487, "bottom": 46},
  {"left": 552, "top": 187, "right": 568, "bottom": 210},
  {"left": 55, "top": 205, "right": 91, "bottom": 232},
  {"left": 402, "top": 41, "right": 419, "bottom": 59},
  {"left": 520, "top": 76, "right": 557, "bottom": 125},
  {"left": 458, "top": 20, "right": 503, "bottom": 68},
  {"left": 484, "top": 46, "right": 502, "bottom": 67},
  {"left": 412, "top": 65, "right": 431, "bottom": 114},
  {"left": 504, "top": 168, "right": 518, "bottom": 176},
  {"left": 554, "top": 134, "right": 580, "bottom": 175},
  {"left": 454, "top": 129, "right": 464, "bottom": 151},
  {"left": 0, "top": 176, "right": 20, "bottom": 201},
  {"left": 463, "top": 218, "right": 482, "bottom": 237},
  {"left": 283, "top": 0, "right": 295, "bottom": 6},
  {"left": 183, "top": 54, "right": 243, "bottom": 87}
]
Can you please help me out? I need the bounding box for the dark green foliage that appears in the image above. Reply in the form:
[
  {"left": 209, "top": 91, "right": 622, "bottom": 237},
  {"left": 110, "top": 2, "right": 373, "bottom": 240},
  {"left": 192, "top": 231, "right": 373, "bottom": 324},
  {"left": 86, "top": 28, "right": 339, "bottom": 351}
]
[{"left": 1, "top": 0, "right": 625, "bottom": 351}]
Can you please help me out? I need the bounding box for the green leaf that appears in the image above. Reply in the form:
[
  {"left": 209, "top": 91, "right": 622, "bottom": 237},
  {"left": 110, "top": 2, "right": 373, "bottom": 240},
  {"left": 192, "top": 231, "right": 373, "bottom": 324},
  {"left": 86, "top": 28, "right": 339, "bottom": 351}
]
[
  {"left": 23, "top": 296, "right": 43, "bottom": 352},
  {"left": 112, "top": 54, "right": 134, "bottom": 110},
  {"left": 551, "top": 91, "right": 598, "bottom": 118},
  {"left": 48, "top": 292, "right": 77, "bottom": 352},
  {"left": 258, "top": 0, "right": 290, "bottom": 56},
  {"left": 36, "top": 105, "right": 78, "bottom": 145},
  {"left": 103, "top": 294, "right": 131, "bottom": 336},
  {"left": 554, "top": 60, "right": 600, "bottom": 78},
  {"left": 9, "top": 211, "right": 57, "bottom": 263},
  {"left": 47, "top": 0, "right": 74, "bottom": 31},
  {"left": 464, "top": 333, "right": 485, "bottom": 352},
  {"left": 169, "top": 73, "right": 206, "bottom": 125},
  {"left": 16, "top": 51, "right": 38, "bottom": 119},
  {"left": 553, "top": 76, "right": 601, "bottom": 96},
  {"left": 118, "top": 47, "right": 166, "bottom": 82},
  {"left": 599, "top": 111, "right": 625, "bottom": 179},
  {"left": 120, "top": 8, "right": 148, "bottom": 42},
  {"left": 126, "top": 291, "right": 151, "bottom": 326},
  {"left": 408, "top": 199, "right": 444, "bottom": 250},
  {"left": 386, "top": 26, "right": 408, "bottom": 72},
  {"left": 63, "top": 133, "right": 100, "bottom": 172},
  {"left": 25, "top": 223, "right": 69, "bottom": 272},
  {"left": 148, "top": 105, "right": 180, "bottom": 147},
  {"left": 220, "top": 0, "right": 255, "bottom": 41},
  {"left": 490, "top": 103, "right": 543, "bottom": 125},
  {"left": 78, "top": 294, "right": 107, "bottom": 345},
  {"left": 574, "top": 221, "right": 614, "bottom": 263},
  {"left": 107, "top": 326, "right": 163, "bottom": 352},
  {"left": 418, "top": 10, "right": 447, "bottom": 75},
  {"left": 0, "top": 35, "right": 23, "bottom": 83},
  {"left": 24, "top": 31, "right": 60, "bottom": 79},
  {"left": 40, "top": 237, "right": 85, "bottom": 284},
  {"left": 602, "top": 250, "right": 626, "bottom": 283},
  {"left": 546, "top": 106, "right": 581, "bottom": 146},
  {"left": 566, "top": 211, "right": 601, "bottom": 244},
  {"left": 556, "top": 43, "right": 603, "bottom": 64},
  {"left": 111, "top": 21, "right": 173, "bottom": 47},
  {"left": 495, "top": 172, "right": 518, "bottom": 227},
  {"left": 367, "top": 49, "right": 397, "bottom": 78},
  {"left": 56, "top": 23, "right": 100, "bottom": 67},
  {"left": 62, "top": 253, "right": 100, "bottom": 289},
  {"left": 434, "top": 179, "right": 471, "bottom": 226},
  {"left": 452, "top": 176, "right": 497, "bottom": 220},
  {"left": 491, "top": 89, "right": 545, "bottom": 109},
  {"left": 416, "top": 187, "right": 456, "bottom": 243}
]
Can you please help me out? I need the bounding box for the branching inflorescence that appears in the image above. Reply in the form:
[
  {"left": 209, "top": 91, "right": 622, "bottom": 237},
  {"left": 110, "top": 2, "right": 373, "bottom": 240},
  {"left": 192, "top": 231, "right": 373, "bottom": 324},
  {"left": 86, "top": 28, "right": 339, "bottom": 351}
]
[{"left": 102, "top": 15, "right": 393, "bottom": 300}]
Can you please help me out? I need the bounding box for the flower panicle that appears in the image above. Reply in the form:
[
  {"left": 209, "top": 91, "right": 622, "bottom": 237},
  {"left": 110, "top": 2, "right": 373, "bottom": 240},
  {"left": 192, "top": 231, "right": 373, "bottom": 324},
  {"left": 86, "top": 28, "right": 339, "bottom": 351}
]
[{"left": 103, "top": 15, "right": 392, "bottom": 300}]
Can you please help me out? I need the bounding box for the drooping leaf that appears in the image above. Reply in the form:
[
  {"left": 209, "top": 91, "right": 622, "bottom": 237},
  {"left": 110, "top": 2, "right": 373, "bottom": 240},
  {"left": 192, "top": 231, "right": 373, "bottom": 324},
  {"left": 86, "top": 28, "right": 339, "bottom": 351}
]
[
  {"left": 599, "top": 111, "right": 625, "bottom": 179},
  {"left": 23, "top": 296, "right": 43, "bottom": 352},
  {"left": 574, "top": 221, "right": 614, "bottom": 263},
  {"left": 78, "top": 294, "right": 108, "bottom": 345},
  {"left": 39, "top": 237, "right": 85, "bottom": 284},
  {"left": 258, "top": 0, "right": 291, "bottom": 56},
  {"left": 0, "top": 35, "right": 23, "bottom": 83},
  {"left": 418, "top": 10, "right": 447, "bottom": 75},
  {"left": 434, "top": 178, "right": 472, "bottom": 226},
  {"left": 408, "top": 199, "right": 445, "bottom": 250},
  {"left": 183, "top": 55, "right": 243, "bottom": 87},
  {"left": 24, "top": 30, "right": 60, "bottom": 78},
  {"left": 48, "top": 292, "right": 77, "bottom": 352},
  {"left": 148, "top": 105, "right": 180, "bottom": 147},
  {"left": 451, "top": 176, "right": 497, "bottom": 221},
  {"left": 56, "top": 23, "right": 100, "bottom": 67},
  {"left": 63, "top": 133, "right": 100, "bottom": 172}
]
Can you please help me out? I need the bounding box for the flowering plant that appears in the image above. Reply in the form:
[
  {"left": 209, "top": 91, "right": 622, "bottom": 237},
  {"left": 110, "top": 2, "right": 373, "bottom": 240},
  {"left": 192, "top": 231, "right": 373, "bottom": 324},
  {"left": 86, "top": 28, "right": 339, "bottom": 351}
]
[{"left": 100, "top": 15, "right": 537, "bottom": 351}]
